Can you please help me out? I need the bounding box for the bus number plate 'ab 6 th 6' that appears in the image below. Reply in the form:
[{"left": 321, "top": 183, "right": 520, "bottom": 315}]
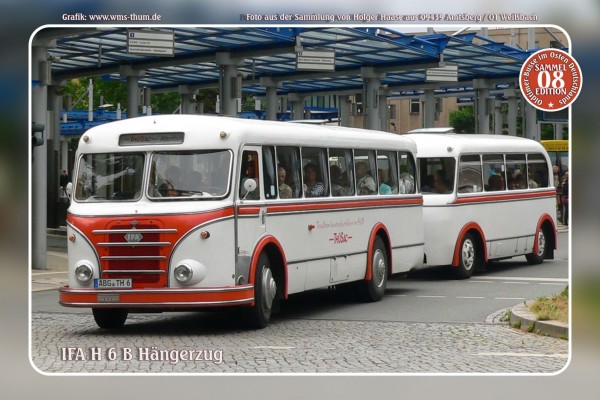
[{"left": 94, "top": 278, "right": 133, "bottom": 289}]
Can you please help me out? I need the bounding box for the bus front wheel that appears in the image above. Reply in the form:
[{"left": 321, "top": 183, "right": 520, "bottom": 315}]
[
  {"left": 453, "top": 233, "right": 480, "bottom": 279},
  {"left": 526, "top": 227, "right": 547, "bottom": 265},
  {"left": 245, "top": 252, "right": 277, "bottom": 329},
  {"left": 92, "top": 308, "right": 128, "bottom": 329}
]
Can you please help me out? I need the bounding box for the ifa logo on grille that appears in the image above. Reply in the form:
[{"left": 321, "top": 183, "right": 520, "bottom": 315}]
[{"left": 125, "top": 228, "right": 143, "bottom": 243}]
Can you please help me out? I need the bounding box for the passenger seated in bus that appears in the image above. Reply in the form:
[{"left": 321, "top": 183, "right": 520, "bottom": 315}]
[
  {"left": 487, "top": 174, "right": 505, "bottom": 191},
  {"left": 421, "top": 175, "right": 434, "bottom": 193},
  {"left": 378, "top": 169, "right": 392, "bottom": 195},
  {"left": 166, "top": 165, "right": 182, "bottom": 189},
  {"left": 514, "top": 173, "right": 527, "bottom": 189},
  {"left": 507, "top": 176, "right": 517, "bottom": 190},
  {"left": 432, "top": 170, "right": 450, "bottom": 194},
  {"left": 356, "top": 162, "right": 376, "bottom": 195},
  {"left": 158, "top": 181, "right": 180, "bottom": 197},
  {"left": 277, "top": 166, "right": 293, "bottom": 199},
  {"left": 303, "top": 163, "right": 325, "bottom": 197},
  {"left": 400, "top": 172, "right": 413, "bottom": 194},
  {"left": 330, "top": 165, "right": 347, "bottom": 196}
]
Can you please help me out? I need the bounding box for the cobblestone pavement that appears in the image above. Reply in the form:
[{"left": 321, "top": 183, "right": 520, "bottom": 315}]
[{"left": 31, "top": 311, "right": 568, "bottom": 374}]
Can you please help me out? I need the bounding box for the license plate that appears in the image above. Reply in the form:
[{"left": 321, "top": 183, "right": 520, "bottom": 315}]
[{"left": 94, "top": 278, "right": 132, "bottom": 289}]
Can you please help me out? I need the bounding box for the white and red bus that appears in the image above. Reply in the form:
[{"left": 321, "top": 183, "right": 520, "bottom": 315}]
[
  {"left": 60, "top": 115, "right": 423, "bottom": 329},
  {"left": 405, "top": 133, "right": 557, "bottom": 279}
]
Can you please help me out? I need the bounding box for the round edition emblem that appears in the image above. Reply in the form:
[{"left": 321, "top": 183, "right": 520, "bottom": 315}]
[{"left": 519, "top": 48, "right": 582, "bottom": 112}]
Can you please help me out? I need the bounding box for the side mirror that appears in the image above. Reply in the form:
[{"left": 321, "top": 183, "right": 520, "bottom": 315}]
[
  {"left": 242, "top": 178, "right": 257, "bottom": 200},
  {"left": 65, "top": 182, "right": 73, "bottom": 200}
]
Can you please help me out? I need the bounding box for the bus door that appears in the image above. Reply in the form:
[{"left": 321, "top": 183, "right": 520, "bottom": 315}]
[{"left": 236, "top": 148, "right": 267, "bottom": 259}]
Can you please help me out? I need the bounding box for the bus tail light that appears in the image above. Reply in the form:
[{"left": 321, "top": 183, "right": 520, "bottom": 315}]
[{"left": 74, "top": 263, "right": 94, "bottom": 284}]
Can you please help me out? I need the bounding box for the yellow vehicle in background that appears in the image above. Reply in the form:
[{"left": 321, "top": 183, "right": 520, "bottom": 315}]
[{"left": 541, "top": 140, "right": 569, "bottom": 174}]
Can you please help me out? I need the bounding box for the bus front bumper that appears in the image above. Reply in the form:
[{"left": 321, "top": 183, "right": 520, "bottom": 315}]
[{"left": 59, "top": 285, "right": 255, "bottom": 308}]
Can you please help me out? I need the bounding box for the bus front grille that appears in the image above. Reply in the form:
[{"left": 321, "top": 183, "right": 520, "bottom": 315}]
[{"left": 93, "top": 224, "right": 177, "bottom": 288}]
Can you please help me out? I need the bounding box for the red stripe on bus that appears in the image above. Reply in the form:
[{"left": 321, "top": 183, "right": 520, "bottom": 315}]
[
  {"left": 237, "top": 207, "right": 261, "bottom": 215},
  {"left": 454, "top": 189, "right": 556, "bottom": 204},
  {"left": 266, "top": 197, "right": 422, "bottom": 214}
]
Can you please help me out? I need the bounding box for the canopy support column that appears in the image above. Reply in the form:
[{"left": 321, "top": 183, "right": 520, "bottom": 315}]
[
  {"left": 261, "top": 77, "right": 282, "bottom": 121},
  {"left": 361, "top": 67, "right": 385, "bottom": 131},
  {"left": 474, "top": 79, "right": 491, "bottom": 134},
  {"left": 216, "top": 52, "right": 244, "bottom": 117},
  {"left": 289, "top": 93, "right": 305, "bottom": 121},
  {"left": 120, "top": 65, "right": 145, "bottom": 119}
]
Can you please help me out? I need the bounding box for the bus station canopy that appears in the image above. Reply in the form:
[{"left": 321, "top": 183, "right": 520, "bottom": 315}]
[{"left": 42, "top": 27, "right": 563, "bottom": 98}]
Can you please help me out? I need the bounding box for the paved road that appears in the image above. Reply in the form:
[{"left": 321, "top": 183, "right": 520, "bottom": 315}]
[{"left": 30, "top": 232, "right": 569, "bottom": 374}]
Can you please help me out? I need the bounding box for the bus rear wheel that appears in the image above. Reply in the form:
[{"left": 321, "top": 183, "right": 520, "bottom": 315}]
[
  {"left": 245, "top": 252, "right": 277, "bottom": 329},
  {"left": 453, "top": 233, "right": 480, "bottom": 279},
  {"left": 526, "top": 227, "right": 547, "bottom": 265},
  {"left": 92, "top": 308, "right": 128, "bottom": 329},
  {"left": 358, "top": 236, "right": 388, "bottom": 302}
]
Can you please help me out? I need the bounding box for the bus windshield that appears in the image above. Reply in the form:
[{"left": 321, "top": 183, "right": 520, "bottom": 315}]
[
  {"left": 75, "top": 153, "right": 145, "bottom": 201},
  {"left": 148, "top": 150, "right": 232, "bottom": 199}
]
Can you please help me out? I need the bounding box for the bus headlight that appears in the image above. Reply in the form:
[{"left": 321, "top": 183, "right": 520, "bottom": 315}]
[
  {"left": 174, "top": 264, "right": 193, "bottom": 283},
  {"left": 74, "top": 263, "right": 94, "bottom": 284}
]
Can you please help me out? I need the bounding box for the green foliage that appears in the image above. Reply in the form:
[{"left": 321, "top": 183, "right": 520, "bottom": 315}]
[
  {"left": 151, "top": 92, "right": 180, "bottom": 114},
  {"left": 59, "top": 78, "right": 222, "bottom": 115},
  {"left": 241, "top": 93, "right": 258, "bottom": 111},
  {"left": 61, "top": 77, "right": 126, "bottom": 109},
  {"left": 529, "top": 286, "right": 568, "bottom": 323},
  {"left": 195, "top": 89, "right": 218, "bottom": 114},
  {"left": 449, "top": 106, "right": 475, "bottom": 133}
]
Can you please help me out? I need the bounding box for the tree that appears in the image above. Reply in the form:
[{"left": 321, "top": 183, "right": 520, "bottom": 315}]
[{"left": 449, "top": 106, "right": 475, "bottom": 133}]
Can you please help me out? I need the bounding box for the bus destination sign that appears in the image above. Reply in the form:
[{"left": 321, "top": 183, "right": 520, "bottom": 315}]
[{"left": 119, "top": 132, "right": 185, "bottom": 146}]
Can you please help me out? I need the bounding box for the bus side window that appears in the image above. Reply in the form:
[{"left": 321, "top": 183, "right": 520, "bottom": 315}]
[
  {"left": 458, "top": 154, "right": 483, "bottom": 193},
  {"left": 240, "top": 150, "right": 260, "bottom": 200},
  {"left": 506, "top": 154, "right": 527, "bottom": 190},
  {"left": 262, "top": 146, "right": 277, "bottom": 199},
  {"left": 482, "top": 154, "right": 504, "bottom": 192},
  {"left": 302, "top": 147, "right": 329, "bottom": 197},
  {"left": 399, "top": 152, "right": 416, "bottom": 194},
  {"left": 355, "top": 149, "right": 377, "bottom": 195},
  {"left": 527, "top": 153, "right": 549, "bottom": 188},
  {"left": 329, "top": 148, "right": 355, "bottom": 196},
  {"left": 276, "top": 146, "right": 302, "bottom": 198},
  {"left": 377, "top": 150, "right": 399, "bottom": 195}
]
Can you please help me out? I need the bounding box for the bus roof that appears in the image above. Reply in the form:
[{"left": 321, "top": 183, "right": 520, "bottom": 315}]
[
  {"left": 77, "top": 114, "right": 417, "bottom": 154},
  {"left": 405, "top": 133, "right": 548, "bottom": 158},
  {"left": 406, "top": 127, "right": 455, "bottom": 134}
]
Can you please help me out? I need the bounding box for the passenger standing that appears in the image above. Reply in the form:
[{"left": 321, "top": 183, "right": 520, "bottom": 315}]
[
  {"left": 561, "top": 172, "right": 569, "bottom": 226},
  {"left": 59, "top": 170, "right": 70, "bottom": 198}
]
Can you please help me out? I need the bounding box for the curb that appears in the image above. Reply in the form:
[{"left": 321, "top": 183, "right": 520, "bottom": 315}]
[
  {"left": 509, "top": 301, "right": 568, "bottom": 339},
  {"left": 47, "top": 227, "right": 67, "bottom": 236}
]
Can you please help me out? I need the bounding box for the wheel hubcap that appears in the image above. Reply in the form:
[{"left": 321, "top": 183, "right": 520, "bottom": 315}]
[
  {"left": 536, "top": 231, "right": 546, "bottom": 257},
  {"left": 462, "top": 239, "right": 475, "bottom": 270},
  {"left": 261, "top": 267, "right": 277, "bottom": 310},
  {"left": 372, "top": 249, "right": 386, "bottom": 288}
]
